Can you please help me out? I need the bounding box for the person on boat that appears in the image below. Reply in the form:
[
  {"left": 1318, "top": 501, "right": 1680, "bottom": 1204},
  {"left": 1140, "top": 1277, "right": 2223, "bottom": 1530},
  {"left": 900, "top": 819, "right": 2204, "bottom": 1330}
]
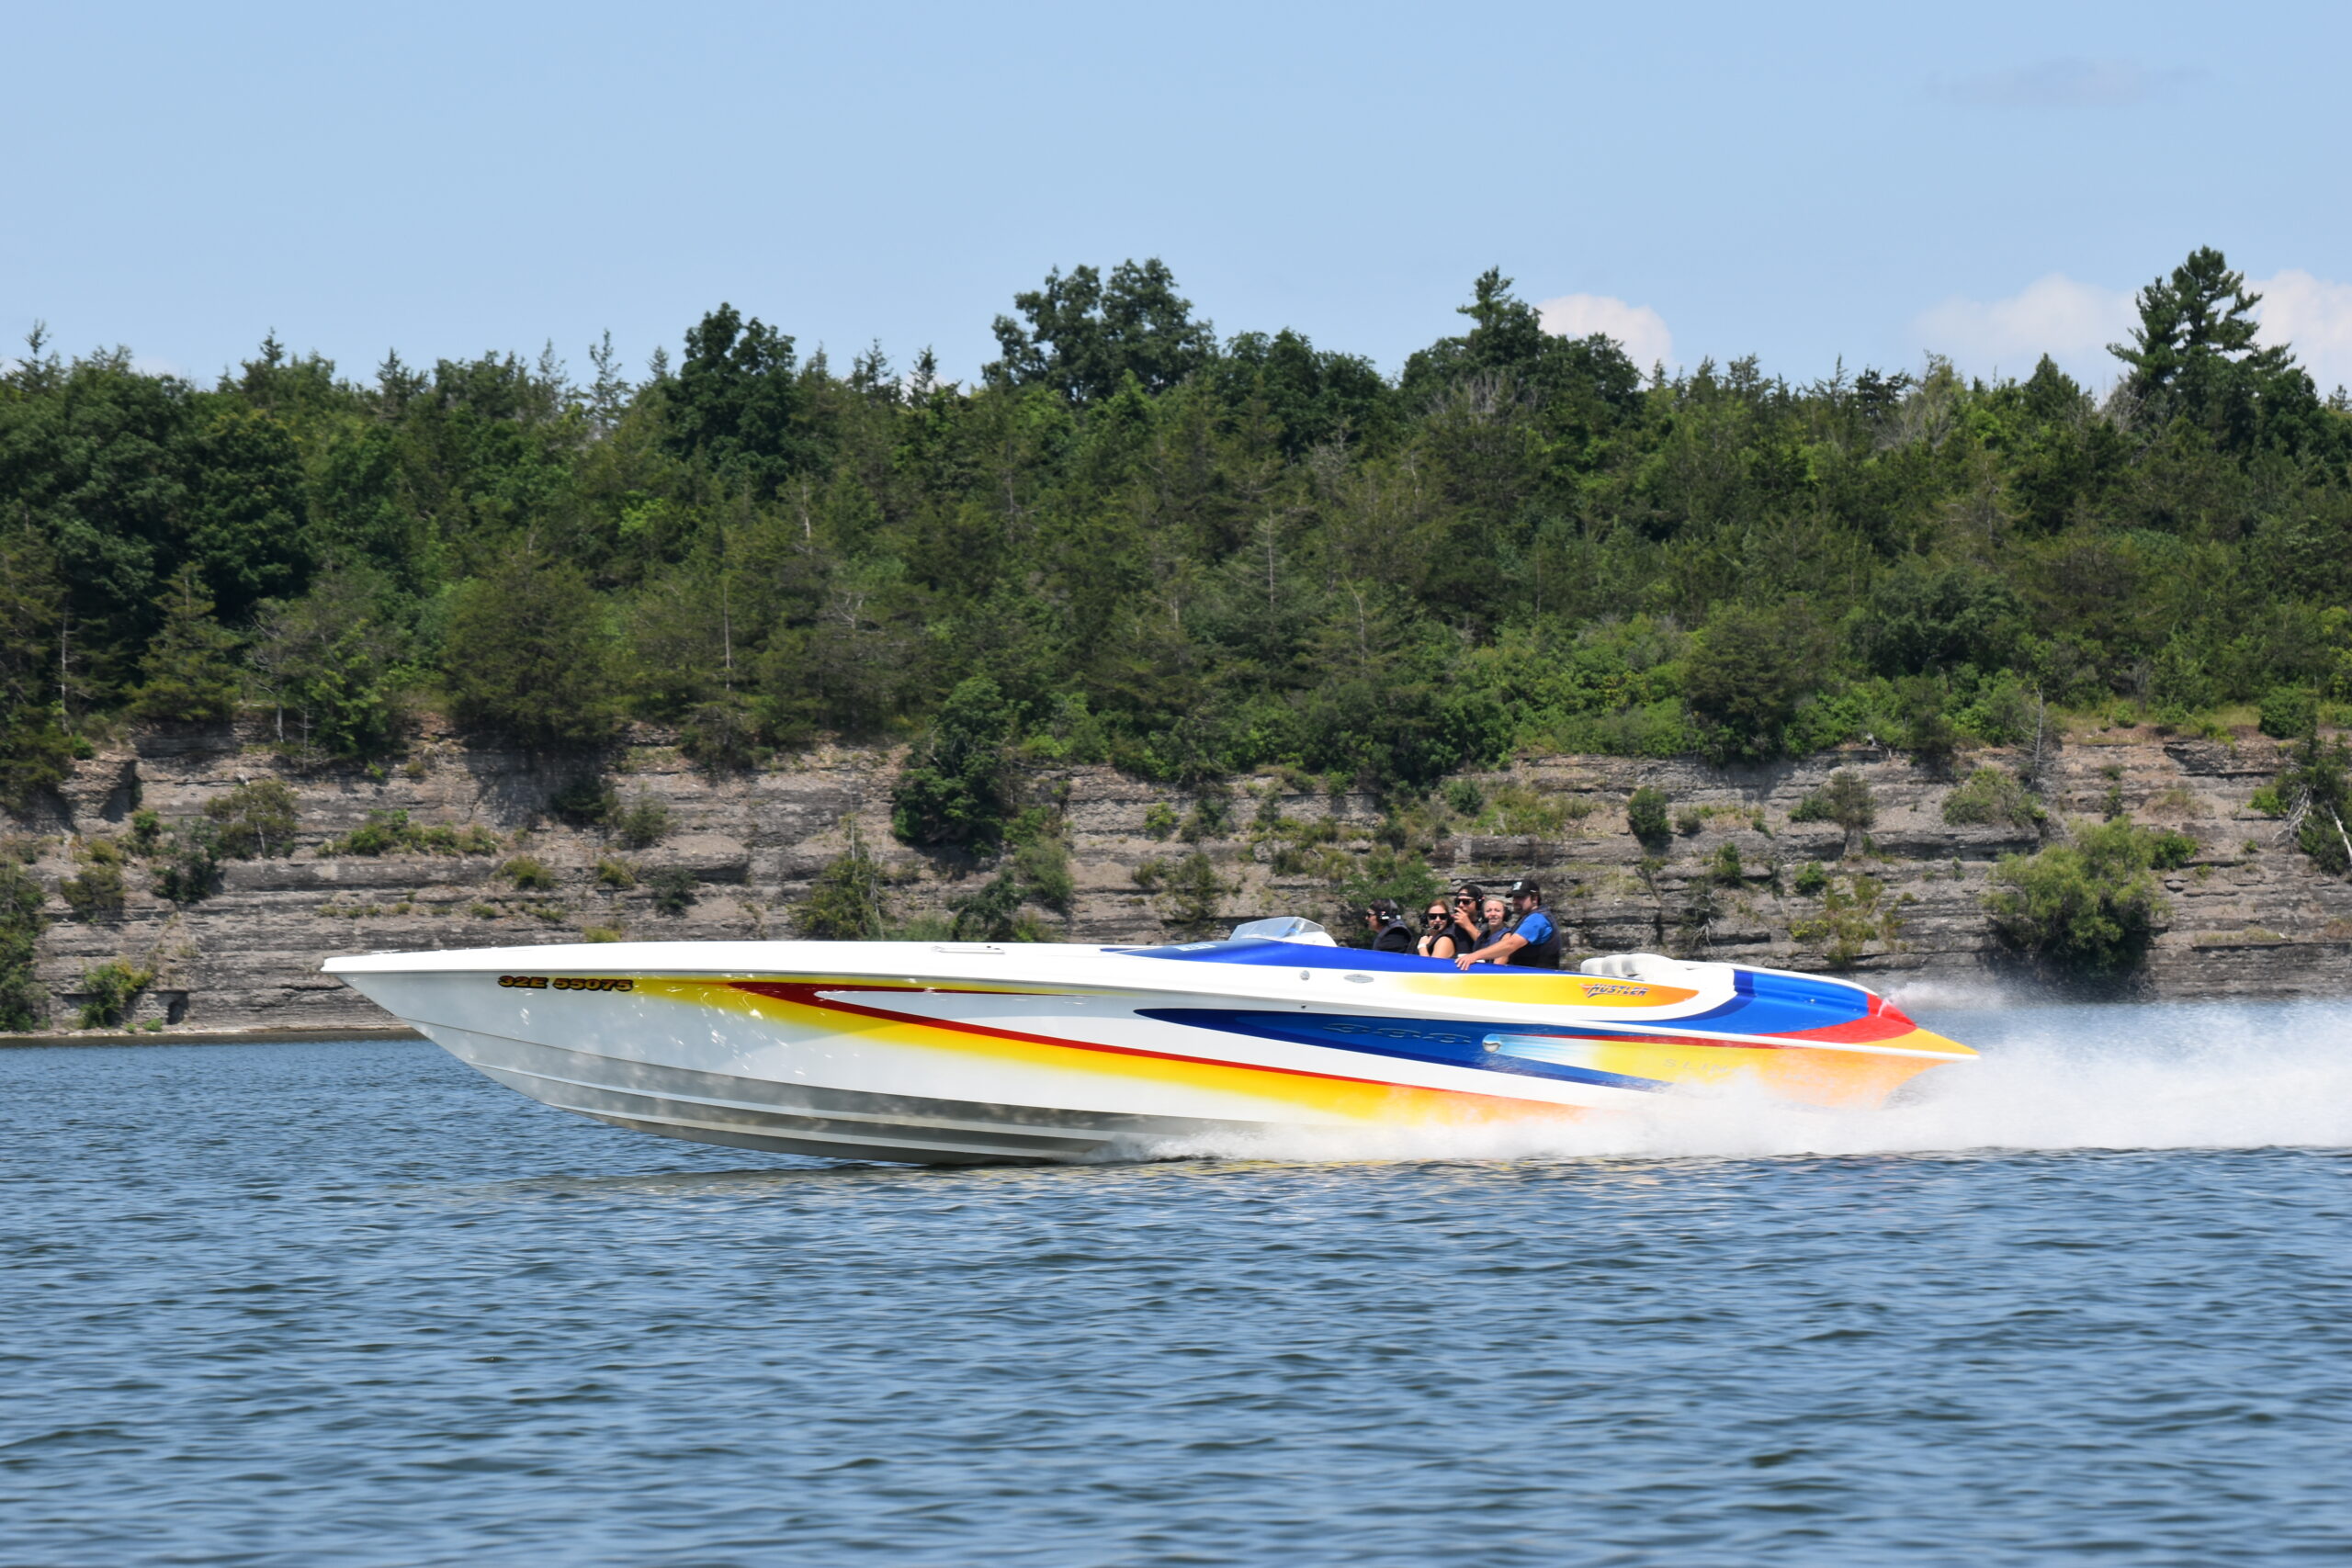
[
  {"left": 1478, "top": 893, "right": 1509, "bottom": 943},
  {"left": 1448, "top": 884, "right": 1488, "bottom": 954},
  {"left": 1454, "top": 880, "right": 1563, "bottom": 969},
  {"left": 1363, "top": 898, "right": 1418, "bottom": 953},
  {"left": 1415, "top": 900, "right": 1461, "bottom": 959}
]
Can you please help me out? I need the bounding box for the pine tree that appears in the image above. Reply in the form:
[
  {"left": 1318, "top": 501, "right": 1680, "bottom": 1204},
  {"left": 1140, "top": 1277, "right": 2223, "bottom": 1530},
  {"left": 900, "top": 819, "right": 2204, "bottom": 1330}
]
[
  {"left": 2109, "top": 246, "right": 2319, "bottom": 453},
  {"left": 441, "top": 551, "right": 620, "bottom": 749},
  {"left": 0, "top": 529, "right": 77, "bottom": 810},
  {"left": 130, "top": 568, "right": 242, "bottom": 724}
]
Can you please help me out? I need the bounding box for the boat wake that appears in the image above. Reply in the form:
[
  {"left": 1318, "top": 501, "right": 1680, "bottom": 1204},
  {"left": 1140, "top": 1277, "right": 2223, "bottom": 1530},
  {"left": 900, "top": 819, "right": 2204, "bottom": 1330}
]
[{"left": 1117, "top": 998, "right": 2352, "bottom": 1165}]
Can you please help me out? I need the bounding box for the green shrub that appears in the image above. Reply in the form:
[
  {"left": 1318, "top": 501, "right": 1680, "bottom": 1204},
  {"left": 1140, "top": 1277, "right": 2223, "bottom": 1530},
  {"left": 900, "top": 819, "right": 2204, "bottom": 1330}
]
[
  {"left": 1792, "top": 861, "right": 1829, "bottom": 896},
  {"left": 891, "top": 676, "right": 1015, "bottom": 851},
  {"left": 126, "top": 811, "right": 165, "bottom": 857},
  {"left": 1143, "top": 803, "right": 1179, "bottom": 840},
  {"left": 205, "top": 780, "right": 300, "bottom": 859},
  {"left": 1790, "top": 874, "right": 1894, "bottom": 969},
  {"left": 1852, "top": 558, "right": 2029, "bottom": 682},
  {"left": 501, "top": 854, "right": 558, "bottom": 891},
  {"left": 1942, "top": 767, "right": 2042, "bottom": 829},
  {"left": 2258, "top": 686, "right": 2317, "bottom": 741},
  {"left": 648, "top": 866, "right": 698, "bottom": 916},
  {"left": 323, "top": 811, "right": 409, "bottom": 856},
  {"left": 2148, "top": 830, "right": 2198, "bottom": 871},
  {"left": 2271, "top": 735, "right": 2351, "bottom": 875},
  {"left": 1791, "top": 770, "right": 1877, "bottom": 831},
  {"left": 1482, "top": 784, "right": 1574, "bottom": 836},
  {"left": 1290, "top": 674, "right": 1510, "bottom": 795},
  {"left": 794, "top": 840, "right": 891, "bottom": 941},
  {"left": 1261, "top": 815, "right": 1348, "bottom": 877},
  {"left": 321, "top": 810, "right": 501, "bottom": 858},
  {"left": 1155, "top": 850, "right": 1234, "bottom": 939},
  {"left": 2099, "top": 766, "right": 2128, "bottom": 820},
  {"left": 75, "top": 960, "right": 153, "bottom": 1029},
  {"left": 60, "top": 859, "right": 126, "bottom": 922},
  {"left": 1011, "top": 834, "right": 1074, "bottom": 917},
  {"left": 2301, "top": 813, "right": 2352, "bottom": 877},
  {"left": 1179, "top": 793, "right": 1232, "bottom": 842},
  {"left": 680, "top": 693, "right": 763, "bottom": 773},
  {"left": 1895, "top": 679, "right": 1961, "bottom": 768},
  {"left": 594, "top": 856, "right": 638, "bottom": 890},
  {"left": 1984, "top": 820, "right": 2178, "bottom": 976},
  {"left": 1555, "top": 698, "right": 1695, "bottom": 758},
  {"left": 1626, "top": 786, "right": 1671, "bottom": 847},
  {"left": 0, "top": 859, "right": 50, "bottom": 1030},
  {"left": 1710, "top": 843, "right": 1745, "bottom": 886},
  {"left": 582, "top": 925, "right": 624, "bottom": 942},
  {"left": 944, "top": 871, "right": 1053, "bottom": 943},
  {"left": 549, "top": 776, "right": 618, "bottom": 827},
  {"left": 1674, "top": 807, "right": 1703, "bottom": 837},
  {"left": 1442, "top": 779, "right": 1485, "bottom": 818},
  {"left": 152, "top": 830, "right": 221, "bottom": 904},
  {"left": 611, "top": 793, "right": 671, "bottom": 850}
]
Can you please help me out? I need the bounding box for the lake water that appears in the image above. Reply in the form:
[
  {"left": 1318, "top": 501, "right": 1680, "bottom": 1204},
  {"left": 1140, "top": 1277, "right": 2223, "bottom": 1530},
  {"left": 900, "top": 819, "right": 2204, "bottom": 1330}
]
[{"left": 6, "top": 996, "right": 2351, "bottom": 1566}]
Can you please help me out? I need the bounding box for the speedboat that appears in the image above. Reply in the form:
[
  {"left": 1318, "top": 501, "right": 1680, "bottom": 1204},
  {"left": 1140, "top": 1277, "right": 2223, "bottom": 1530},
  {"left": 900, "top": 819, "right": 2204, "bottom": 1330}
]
[{"left": 323, "top": 919, "right": 1976, "bottom": 1165}]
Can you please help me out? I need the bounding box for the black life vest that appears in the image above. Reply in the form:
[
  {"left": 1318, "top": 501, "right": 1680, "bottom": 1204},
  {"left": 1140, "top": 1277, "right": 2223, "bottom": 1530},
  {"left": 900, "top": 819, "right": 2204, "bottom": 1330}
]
[
  {"left": 1372, "top": 919, "right": 1418, "bottom": 953},
  {"left": 1505, "top": 909, "right": 1563, "bottom": 968}
]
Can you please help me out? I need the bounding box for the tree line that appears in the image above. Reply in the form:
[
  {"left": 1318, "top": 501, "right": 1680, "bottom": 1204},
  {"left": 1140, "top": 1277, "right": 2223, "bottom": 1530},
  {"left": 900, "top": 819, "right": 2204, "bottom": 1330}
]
[{"left": 6, "top": 246, "right": 2350, "bottom": 825}]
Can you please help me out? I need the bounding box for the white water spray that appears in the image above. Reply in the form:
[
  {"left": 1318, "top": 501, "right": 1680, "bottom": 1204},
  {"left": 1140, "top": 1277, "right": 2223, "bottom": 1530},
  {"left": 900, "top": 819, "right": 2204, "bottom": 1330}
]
[{"left": 1121, "top": 998, "right": 2352, "bottom": 1166}]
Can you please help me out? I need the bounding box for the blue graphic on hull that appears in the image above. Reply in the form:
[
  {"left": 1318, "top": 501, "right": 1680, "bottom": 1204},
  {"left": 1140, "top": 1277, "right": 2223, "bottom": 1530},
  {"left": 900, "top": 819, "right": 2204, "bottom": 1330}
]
[
  {"left": 1137, "top": 1010, "right": 1671, "bottom": 1094},
  {"left": 1117, "top": 940, "right": 1884, "bottom": 1037}
]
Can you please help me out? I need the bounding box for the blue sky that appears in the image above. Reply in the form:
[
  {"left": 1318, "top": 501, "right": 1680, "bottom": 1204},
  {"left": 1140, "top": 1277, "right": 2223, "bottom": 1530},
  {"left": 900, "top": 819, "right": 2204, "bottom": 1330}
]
[{"left": 7, "top": 0, "right": 2349, "bottom": 393}]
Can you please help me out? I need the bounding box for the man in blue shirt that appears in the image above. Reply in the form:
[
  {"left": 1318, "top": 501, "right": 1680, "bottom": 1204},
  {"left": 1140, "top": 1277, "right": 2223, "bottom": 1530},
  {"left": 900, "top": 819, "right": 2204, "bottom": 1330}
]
[{"left": 1453, "top": 880, "right": 1563, "bottom": 969}]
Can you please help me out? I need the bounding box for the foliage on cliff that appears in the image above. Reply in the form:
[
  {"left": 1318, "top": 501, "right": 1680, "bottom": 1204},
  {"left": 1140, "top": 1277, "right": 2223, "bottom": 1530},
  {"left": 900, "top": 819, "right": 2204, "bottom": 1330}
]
[
  {"left": 1984, "top": 819, "right": 2198, "bottom": 976},
  {"left": 0, "top": 853, "right": 48, "bottom": 1029},
  {"left": 4, "top": 247, "right": 2348, "bottom": 807},
  {"left": 2268, "top": 735, "right": 2352, "bottom": 875}
]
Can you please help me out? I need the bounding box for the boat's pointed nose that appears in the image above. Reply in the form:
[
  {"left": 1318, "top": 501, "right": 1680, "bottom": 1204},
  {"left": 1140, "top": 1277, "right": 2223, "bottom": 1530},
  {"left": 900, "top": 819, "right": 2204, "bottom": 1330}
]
[{"left": 1876, "top": 1001, "right": 1977, "bottom": 1060}]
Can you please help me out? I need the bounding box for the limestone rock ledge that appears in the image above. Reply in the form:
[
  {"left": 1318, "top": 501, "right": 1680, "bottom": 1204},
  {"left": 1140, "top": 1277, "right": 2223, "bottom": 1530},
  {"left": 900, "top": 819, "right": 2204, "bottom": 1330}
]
[{"left": 7, "top": 718, "right": 2349, "bottom": 1037}]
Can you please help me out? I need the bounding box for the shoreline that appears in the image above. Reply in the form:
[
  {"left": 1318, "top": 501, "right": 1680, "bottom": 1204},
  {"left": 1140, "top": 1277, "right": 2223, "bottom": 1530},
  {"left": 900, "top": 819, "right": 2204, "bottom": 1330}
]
[
  {"left": 1, "top": 1025, "right": 425, "bottom": 1049},
  {"left": 11, "top": 981, "right": 2352, "bottom": 1049}
]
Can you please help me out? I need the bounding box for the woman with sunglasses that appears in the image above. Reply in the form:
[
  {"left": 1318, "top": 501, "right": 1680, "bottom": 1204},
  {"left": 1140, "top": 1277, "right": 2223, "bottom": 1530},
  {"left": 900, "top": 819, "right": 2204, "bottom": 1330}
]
[{"left": 1414, "top": 900, "right": 1462, "bottom": 959}]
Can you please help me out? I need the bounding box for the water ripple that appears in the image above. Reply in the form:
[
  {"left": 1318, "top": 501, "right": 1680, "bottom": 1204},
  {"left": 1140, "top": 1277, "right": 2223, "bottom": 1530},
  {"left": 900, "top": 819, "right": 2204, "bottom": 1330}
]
[{"left": 3, "top": 1002, "right": 2351, "bottom": 1564}]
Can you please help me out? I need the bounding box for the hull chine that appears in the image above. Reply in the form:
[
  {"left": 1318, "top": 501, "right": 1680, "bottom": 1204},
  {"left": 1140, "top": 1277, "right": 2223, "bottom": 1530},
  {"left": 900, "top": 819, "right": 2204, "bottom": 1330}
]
[{"left": 424, "top": 1022, "right": 1272, "bottom": 1166}]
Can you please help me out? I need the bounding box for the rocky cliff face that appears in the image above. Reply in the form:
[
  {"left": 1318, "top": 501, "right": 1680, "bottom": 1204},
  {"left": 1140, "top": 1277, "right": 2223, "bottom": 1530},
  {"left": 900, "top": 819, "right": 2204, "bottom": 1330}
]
[{"left": 8, "top": 718, "right": 2350, "bottom": 1038}]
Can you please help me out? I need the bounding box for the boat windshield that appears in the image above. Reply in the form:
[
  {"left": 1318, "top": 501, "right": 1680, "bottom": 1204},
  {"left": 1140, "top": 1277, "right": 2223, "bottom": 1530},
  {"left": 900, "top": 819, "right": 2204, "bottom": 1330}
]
[{"left": 1226, "top": 917, "right": 1338, "bottom": 946}]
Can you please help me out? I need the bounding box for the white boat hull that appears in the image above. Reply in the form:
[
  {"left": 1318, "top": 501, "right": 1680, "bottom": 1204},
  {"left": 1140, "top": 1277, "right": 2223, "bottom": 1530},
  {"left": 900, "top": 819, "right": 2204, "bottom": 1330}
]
[{"left": 326, "top": 939, "right": 1975, "bottom": 1164}]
